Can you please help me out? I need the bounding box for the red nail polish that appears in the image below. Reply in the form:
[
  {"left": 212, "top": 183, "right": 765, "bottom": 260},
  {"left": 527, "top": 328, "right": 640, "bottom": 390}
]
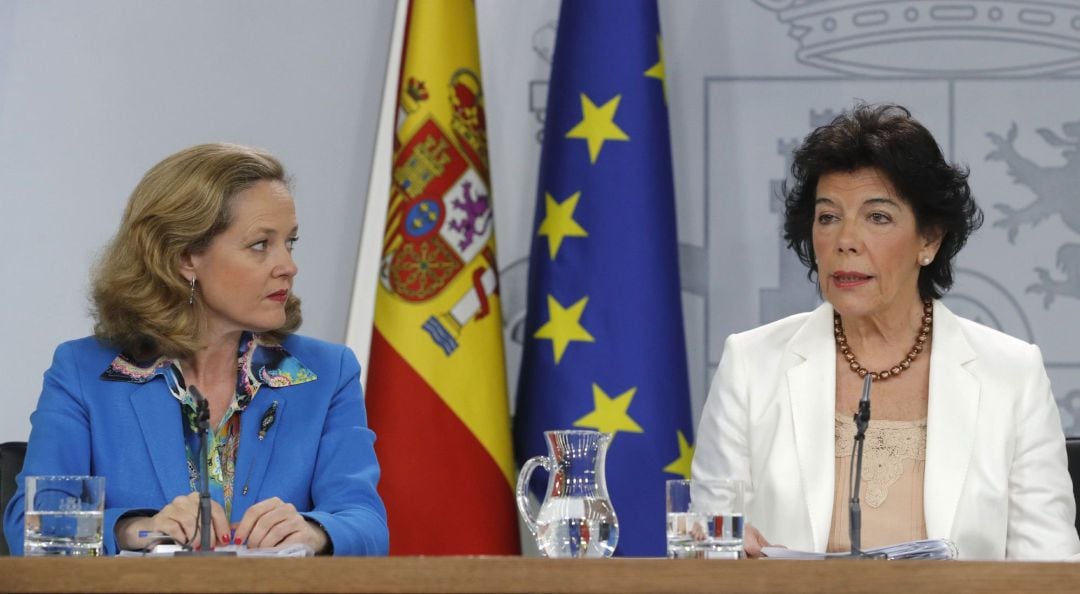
[
  {"left": 220, "top": 534, "right": 229, "bottom": 544},
  {"left": 233, "top": 536, "right": 243, "bottom": 545}
]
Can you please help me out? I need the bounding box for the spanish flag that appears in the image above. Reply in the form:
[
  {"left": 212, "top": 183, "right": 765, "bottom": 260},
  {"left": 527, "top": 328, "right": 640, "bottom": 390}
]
[{"left": 364, "top": 0, "right": 519, "bottom": 555}]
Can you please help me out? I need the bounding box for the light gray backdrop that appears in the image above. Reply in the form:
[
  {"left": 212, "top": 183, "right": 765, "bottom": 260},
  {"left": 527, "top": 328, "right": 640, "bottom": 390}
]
[
  {"left": 4, "top": 0, "right": 1079, "bottom": 444},
  {"left": 0, "top": 0, "right": 395, "bottom": 439}
]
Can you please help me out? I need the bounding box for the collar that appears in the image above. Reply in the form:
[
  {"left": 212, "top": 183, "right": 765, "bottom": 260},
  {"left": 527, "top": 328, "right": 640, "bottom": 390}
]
[{"left": 101, "top": 332, "right": 317, "bottom": 402}]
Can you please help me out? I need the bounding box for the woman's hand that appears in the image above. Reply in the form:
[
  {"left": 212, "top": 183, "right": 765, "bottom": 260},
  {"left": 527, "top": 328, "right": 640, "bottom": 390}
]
[
  {"left": 231, "top": 496, "right": 329, "bottom": 554},
  {"left": 115, "top": 492, "right": 229, "bottom": 551},
  {"left": 744, "top": 524, "right": 779, "bottom": 558}
]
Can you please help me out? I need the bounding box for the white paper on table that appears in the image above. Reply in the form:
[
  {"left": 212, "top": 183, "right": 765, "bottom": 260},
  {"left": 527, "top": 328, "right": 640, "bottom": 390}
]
[
  {"left": 118, "top": 543, "right": 314, "bottom": 557},
  {"left": 760, "top": 547, "right": 832, "bottom": 560},
  {"left": 762, "top": 539, "right": 957, "bottom": 560}
]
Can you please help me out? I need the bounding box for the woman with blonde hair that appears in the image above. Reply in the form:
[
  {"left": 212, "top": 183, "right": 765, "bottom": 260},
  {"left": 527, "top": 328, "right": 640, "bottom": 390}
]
[{"left": 3, "top": 143, "right": 388, "bottom": 555}]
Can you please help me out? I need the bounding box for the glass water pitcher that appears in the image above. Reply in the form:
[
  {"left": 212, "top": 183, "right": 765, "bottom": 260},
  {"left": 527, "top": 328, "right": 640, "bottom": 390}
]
[{"left": 516, "top": 429, "right": 619, "bottom": 558}]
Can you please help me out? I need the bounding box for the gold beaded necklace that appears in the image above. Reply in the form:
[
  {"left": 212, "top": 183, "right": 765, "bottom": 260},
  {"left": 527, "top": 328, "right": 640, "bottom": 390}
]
[{"left": 833, "top": 300, "right": 933, "bottom": 381}]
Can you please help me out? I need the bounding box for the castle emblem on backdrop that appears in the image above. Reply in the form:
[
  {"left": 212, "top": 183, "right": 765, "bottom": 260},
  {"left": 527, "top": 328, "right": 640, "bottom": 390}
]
[
  {"left": 382, "top": 72, "right": 498, "bottom": 355},
  {"left": 754, "top": 0, "right": 1080, "bottom": 76},
  {"left": 986, "top": 121, "right": 1080, "bottom": 307}
]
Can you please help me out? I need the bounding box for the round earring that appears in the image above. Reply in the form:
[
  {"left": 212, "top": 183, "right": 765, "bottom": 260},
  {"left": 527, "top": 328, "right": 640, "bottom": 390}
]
[
  {"left": 921, "top": 257, "right": 931, "bottom": 266},
  {"left": 188, "top": 276, "right": 196, "bottom": 305}
]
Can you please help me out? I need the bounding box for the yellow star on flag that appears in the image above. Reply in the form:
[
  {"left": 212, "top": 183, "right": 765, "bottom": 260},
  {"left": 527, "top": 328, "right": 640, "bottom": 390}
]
[
  {"left": 644, "top": 35, "right": 667, "bottom": 102},
  {"left": 573, "top": 383, "right": 644, "bottom": 436},
  {"left": 533, "top": 295, "right": 595, "bottom": 364},
  {"left": 537, "top": 191, "right": 588, "bottom": 259},
  {"left": 662, "top": 430, "right": 694, "bottom": 479},
  {"left": 565, "top": 93, "right": 629, "bottom": 164}
]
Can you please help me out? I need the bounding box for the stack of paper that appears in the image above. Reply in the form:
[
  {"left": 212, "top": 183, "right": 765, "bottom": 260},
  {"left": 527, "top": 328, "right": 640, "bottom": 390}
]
[
  {"left": 762, "top": 539, "right": 958, "bottom": 560},
  {"left": 118, "top": 543, "right": 314, "bottom": 557}
]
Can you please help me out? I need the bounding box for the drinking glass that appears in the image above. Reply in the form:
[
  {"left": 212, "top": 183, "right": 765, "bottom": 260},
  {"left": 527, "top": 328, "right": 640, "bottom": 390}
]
[
  {"left": 24, "top": 476, "right": 105, "bottom": 556},
  {"left": 666, "top": 479, "right": 744, "bottom": 559}
]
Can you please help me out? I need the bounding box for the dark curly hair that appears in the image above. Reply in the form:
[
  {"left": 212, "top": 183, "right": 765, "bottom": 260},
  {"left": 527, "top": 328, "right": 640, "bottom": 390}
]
[{"left": 782, "top": 103, "right": 983, "bottom": 300}]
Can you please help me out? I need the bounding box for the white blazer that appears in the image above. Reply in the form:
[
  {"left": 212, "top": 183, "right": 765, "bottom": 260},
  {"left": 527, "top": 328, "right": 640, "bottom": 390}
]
[{"left": 692, "top": 300, "right": 1080, "bottom": 560}]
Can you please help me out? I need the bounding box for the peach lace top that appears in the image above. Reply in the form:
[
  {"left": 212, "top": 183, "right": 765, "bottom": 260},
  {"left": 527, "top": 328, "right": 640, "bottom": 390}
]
[{"left": 827, "top": 413, "right": 928, "bottom": 552}]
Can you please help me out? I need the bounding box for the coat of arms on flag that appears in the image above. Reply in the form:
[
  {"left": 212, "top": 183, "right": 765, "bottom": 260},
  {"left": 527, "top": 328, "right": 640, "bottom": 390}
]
[{"left": 382, "top": 80, "right": 497, "bottom": 355}]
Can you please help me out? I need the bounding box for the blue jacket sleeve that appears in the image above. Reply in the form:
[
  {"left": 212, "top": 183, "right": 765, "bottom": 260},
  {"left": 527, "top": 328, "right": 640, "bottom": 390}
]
[{"left": 300, "top": 346, "right": 389, "bottom": 556}]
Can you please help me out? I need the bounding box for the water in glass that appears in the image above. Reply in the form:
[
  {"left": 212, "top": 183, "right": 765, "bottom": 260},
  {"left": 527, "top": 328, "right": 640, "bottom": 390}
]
[
  {"left": 24, "top": 475, "right": 105, "bottom": 556},
  {"left": 666, "top": 511, "right": 744, "bottom": 559},
  {"left": 24, "top": 510, "right": 104, "bottom": 556}
]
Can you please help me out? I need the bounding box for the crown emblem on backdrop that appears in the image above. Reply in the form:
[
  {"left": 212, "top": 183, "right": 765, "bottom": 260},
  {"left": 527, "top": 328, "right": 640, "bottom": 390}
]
[{"left": 754, "top": 0, "right": 1080, "bottom": 76}]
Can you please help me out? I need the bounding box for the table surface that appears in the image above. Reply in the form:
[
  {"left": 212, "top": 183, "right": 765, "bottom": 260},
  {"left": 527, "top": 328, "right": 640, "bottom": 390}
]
[{"left": 3, "top": 556, "right": 1080, "bottom": 594}]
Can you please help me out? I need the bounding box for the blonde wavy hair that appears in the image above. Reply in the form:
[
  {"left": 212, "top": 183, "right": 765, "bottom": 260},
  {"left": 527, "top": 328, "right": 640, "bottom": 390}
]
[{"left": 92, "top": 143, "right": 302, "bottom": 360}]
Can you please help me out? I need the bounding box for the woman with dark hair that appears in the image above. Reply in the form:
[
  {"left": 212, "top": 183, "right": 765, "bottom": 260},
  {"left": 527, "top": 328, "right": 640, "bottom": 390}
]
[
  {"left": 3, "top": 143, "right": 388, "bottom": 555},
  {"left": 692, "top": 104, "right": 1079, "bottom": 560}
]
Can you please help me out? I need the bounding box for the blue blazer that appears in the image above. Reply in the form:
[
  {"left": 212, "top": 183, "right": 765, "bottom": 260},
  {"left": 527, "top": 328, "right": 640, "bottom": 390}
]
[{"left": 3, "top": 334, "right": 389, "bottom": 556}]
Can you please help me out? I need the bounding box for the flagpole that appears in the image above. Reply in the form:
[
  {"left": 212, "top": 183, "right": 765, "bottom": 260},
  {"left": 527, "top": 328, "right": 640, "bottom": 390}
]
[{"left": 345, "top": 0, "right": 410, "bottom": 388}]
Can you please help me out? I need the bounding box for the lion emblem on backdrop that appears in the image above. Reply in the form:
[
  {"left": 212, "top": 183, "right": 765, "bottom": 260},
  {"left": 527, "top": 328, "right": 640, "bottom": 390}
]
[{"left": 986, "top": 121, "right": 1080, "bottom": 307}]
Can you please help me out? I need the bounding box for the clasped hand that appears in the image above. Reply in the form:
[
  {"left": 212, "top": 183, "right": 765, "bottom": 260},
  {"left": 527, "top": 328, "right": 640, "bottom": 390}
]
[{"left": 117, "top": 493, "right": 328, "bottom": 553}]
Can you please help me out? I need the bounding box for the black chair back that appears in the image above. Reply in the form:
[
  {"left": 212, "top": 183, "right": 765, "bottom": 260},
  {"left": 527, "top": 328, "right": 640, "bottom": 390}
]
[
  {"left": 0, "top": 441, "right": 27, "bottom": 556},
  {"left": 1067, "top": 438, "right": 1080, "bottom": 540}
]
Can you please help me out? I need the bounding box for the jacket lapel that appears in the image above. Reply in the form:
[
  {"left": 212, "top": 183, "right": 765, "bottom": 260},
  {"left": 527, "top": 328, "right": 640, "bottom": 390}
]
[
  {"left": 232, "top": 396, "right": 286, "bottom": 521},
  {"left": 923, "top": 300, "right": 979, "bottom": 539},
  {"left": 130, "top": 383, "right": 190, "bottom": 498},
  {"left": 785, "top": 302, "right": 837, "bottom": 551}
]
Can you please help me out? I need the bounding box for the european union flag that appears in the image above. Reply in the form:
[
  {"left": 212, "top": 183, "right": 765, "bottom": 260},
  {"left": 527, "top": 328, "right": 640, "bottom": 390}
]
[{"left": 514, "top": 0, "right": 694, "bottom": 557}]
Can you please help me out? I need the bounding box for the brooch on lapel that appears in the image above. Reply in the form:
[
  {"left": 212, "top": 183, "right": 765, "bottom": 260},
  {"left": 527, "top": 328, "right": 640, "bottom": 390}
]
[{"left": 258, "top": 401, "right": 279, "bottom": 441}]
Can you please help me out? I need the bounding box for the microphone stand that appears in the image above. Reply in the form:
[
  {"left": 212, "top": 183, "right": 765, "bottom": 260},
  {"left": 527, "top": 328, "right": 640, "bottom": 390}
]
[
  {"left": 848, "top": 374, "right": 882, "bottom": 559},
  {"left": 176, "top": 385, "right": 235, "bottom": 557}
]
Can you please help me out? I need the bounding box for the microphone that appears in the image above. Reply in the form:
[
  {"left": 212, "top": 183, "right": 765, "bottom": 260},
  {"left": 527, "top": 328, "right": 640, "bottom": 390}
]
[
  {"left": 175, "top": 385, "right": 235, "bottom": 556},
  {"left": 190, "top": 385, "right": 213, "bottom": 553},
  {"left": 849, "top": 374, "right": 872, "bottom": 557}
]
